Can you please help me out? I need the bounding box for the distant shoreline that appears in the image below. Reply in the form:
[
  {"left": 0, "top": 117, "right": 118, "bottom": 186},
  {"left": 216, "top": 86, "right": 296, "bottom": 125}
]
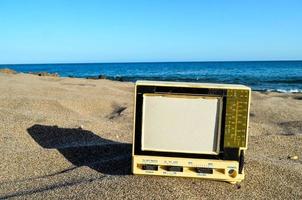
[
  {"left": 1, "top": 68, "right": 302, "bottom": 94},
  {"left": 1, "top": 60, "right": 302, "bottom": 93}
]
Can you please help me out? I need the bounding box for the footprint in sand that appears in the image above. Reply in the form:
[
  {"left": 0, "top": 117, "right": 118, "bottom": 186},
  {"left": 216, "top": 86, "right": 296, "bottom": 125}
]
[
  {"left": 293, "top": 96, "right": 302, "bottom": 100},
  {"left": 278, "top": 121, "right": 302, "bottom": 135}
]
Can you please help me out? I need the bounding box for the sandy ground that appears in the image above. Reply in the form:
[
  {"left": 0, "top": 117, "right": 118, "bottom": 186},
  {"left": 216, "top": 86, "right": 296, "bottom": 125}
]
[{"left": 0, "top": 73, "right": 301, "bottom": 199}]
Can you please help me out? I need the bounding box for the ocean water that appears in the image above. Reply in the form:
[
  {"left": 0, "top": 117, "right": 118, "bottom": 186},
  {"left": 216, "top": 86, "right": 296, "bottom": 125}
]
[{"left": 1, "top": 61, "right": 302, "bottom": 93}]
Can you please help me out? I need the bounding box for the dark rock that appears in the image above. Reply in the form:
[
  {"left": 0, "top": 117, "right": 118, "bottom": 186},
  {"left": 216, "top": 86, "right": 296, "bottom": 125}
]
[
  {"left": 108, "top": 106, "right": 127, "bottom": 119},
  {"left": 115, "top": 76, "right": 124, "bottom": 82},
  {"left": 98, "top": 75, "right": 107, "bottom": 79},
  {"left": 29, "top": 72, "right": 59, "bottom": 77}
]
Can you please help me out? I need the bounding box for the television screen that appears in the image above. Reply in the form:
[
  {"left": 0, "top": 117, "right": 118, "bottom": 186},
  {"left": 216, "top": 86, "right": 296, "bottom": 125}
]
[{"left": 141, "top": 94, "right": 222, "bottom": 155}]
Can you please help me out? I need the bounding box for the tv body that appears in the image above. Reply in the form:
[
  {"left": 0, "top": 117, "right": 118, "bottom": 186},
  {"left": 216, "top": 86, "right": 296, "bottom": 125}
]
[{"left": 132, "top": 81, "right": 251, "bottom": 183}]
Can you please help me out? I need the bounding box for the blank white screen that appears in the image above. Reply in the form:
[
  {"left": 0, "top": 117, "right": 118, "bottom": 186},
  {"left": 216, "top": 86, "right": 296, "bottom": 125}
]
[{"left": 141, "top": 94, "right": 221, "bottom": 154}]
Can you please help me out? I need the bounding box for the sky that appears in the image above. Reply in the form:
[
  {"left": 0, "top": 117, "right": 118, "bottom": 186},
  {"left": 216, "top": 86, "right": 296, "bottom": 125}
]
[{"left": 0, "top": 0, "right": 302, "bottom": 64}]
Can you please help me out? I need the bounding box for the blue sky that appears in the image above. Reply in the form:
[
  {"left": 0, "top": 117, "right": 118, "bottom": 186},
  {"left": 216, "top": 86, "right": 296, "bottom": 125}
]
[{"left": 0, "top": 0, "right": 301, "bottom": 64}]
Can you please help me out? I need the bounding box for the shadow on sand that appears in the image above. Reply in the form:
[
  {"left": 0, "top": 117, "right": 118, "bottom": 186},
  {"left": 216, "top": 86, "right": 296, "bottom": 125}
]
[{"left": 27, "top": 124, "right": 132, "bottom": 175}]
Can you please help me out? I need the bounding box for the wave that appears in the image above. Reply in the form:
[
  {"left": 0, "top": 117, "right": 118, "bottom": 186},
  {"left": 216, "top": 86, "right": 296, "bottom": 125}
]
[
  {"left": 264, "top": 79, "right": 302, "bottom": 84},
  {"left": 265, "top": 89, "right": 302, "bottom": 93},
  {"left": 101, "top": 76, "right": 302, "bottom": 93}
]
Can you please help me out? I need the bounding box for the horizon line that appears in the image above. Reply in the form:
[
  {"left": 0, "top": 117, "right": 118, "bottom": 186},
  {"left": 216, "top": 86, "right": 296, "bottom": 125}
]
[{"left": 0, "top": 59, "right": 302, "bottom": 66}]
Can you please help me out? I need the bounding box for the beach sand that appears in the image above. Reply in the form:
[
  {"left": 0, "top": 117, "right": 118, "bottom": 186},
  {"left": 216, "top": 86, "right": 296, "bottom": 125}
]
[{"left": 0, "top": 72, "right": 301, "bottom": 199}]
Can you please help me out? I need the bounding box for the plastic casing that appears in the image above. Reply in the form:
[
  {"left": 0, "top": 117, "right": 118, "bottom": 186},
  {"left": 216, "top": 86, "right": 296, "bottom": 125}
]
[{"left": 132, "top": 81, "right": 251, "bottom": 184}]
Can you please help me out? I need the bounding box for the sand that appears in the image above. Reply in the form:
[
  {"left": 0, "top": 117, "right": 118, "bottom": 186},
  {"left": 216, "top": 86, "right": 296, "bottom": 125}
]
[{"left": 0, "top": 72, "right": 301, "bottom": 199}]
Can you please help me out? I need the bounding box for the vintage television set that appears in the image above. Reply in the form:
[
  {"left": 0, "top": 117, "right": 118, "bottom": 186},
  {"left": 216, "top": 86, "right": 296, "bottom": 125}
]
[{"left": 132, "top": 81, "right": 251, "bottom": 183}]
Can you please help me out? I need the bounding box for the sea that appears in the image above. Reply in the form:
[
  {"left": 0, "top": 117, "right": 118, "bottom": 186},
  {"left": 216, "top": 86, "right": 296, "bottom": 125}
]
[{"left": 1, "top": 60, "right": 302, "bottom": 93}]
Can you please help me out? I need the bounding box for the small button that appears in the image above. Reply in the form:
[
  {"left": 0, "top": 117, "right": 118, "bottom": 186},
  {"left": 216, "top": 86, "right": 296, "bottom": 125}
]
[
  {"left": 165, "top": 166, "right": 183, "bottom": 172},
  {"left": 195, "top": 167, "right": 213, "bottom": 174},
  {"left": 141, "top": 164, "right": 158, "bottom": 171}
]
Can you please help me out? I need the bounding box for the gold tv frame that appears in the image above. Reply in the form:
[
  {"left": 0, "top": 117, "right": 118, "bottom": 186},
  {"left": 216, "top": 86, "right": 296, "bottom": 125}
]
[{"left": 132, "top": 80, "right": 251, "bottom": 184}]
